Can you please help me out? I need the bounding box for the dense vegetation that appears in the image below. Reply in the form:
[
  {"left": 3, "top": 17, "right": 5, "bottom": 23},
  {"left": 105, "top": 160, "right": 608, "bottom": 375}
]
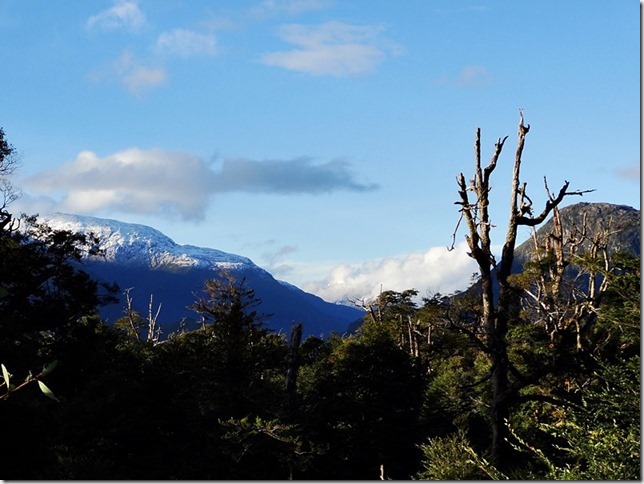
[{"left": 0, "top": 126, "right": 639, "bottom": 479}]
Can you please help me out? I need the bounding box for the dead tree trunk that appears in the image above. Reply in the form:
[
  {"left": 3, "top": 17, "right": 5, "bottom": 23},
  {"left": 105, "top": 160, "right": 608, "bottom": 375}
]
[{"left": 452, "top": 110, "right": 592, "bottom": 470}]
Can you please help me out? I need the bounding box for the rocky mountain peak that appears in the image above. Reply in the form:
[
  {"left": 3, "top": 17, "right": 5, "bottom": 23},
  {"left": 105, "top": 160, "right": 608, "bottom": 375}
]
[{"left": 39, "top": 213, "right": 254, "bottom": 271}]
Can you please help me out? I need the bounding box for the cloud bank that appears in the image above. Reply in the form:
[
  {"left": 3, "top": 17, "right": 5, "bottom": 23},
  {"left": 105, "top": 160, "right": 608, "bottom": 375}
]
[
  {"left": 301, "top": 241, "right": 479, "bottom": 303},
  {"left": 23, "top": 148, "right": 378, "bottom": 220},
  {"left": 261, "top": 21, "right": 397, "bottom": 76},
  {"left": 26, "top": 149, "right": 213, "bottom": 219}
]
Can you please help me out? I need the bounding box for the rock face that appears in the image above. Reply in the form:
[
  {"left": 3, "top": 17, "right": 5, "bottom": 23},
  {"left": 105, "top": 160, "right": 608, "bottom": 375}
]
[
  {"left": 513, "top": 202, "right": 640, "bottom": 268},
  {"left": 39, "top": 213, "right": 364, "bottom": 338}
]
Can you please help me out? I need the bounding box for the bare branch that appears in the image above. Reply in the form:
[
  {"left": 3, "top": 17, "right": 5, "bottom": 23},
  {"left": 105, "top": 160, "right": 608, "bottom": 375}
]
[
  {"left": 147, "top": 293, "right": 163, "bottom": 344},
  {"left": 123, "top": 288, "right": 143, "bottom": 344},
  {"left": 456, "top": 172, "right": 481, "bottom": 254},
  {"left": 448, "top": 210, "right": 465, "bottom": 251},
  {"left": 483, "top": 135, "right": 508, "bottom": 187},
  {"left": 517, "top": 178, "right": 595, "bottom": 226}
]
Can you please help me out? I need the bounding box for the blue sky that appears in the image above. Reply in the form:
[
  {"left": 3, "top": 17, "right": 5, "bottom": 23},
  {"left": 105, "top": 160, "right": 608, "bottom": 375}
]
[{"left": 1, "top": 0, "right": 640, "bottom": 302}]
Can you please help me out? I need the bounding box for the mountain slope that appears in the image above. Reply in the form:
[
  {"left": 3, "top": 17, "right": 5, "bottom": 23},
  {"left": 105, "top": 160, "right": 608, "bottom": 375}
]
[
  {"left": 513, "top": 202, "right": 640, "bottom": 268},
  {"left": 463, "top": 202, "right": 640, "bottom": 299},
  {"left": 39, "top": 213, "right": 364, "bottom": 338}
]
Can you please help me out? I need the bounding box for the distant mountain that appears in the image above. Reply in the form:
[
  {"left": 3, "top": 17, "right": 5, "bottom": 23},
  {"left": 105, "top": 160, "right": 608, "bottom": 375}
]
[
  {"left": 465, "top": 202, "right": 640, "bottom": 299},
  {"left": 39, "top": 213, "right": 364, "bottom": 339},
  {"left": 513, "top": 202, "right": 640, "bottom": 268}
]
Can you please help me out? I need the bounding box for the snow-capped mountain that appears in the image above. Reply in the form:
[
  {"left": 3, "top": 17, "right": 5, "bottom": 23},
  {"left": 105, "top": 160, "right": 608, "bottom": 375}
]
[
  {"left": 38, "top": 213, "right": 364, "bottom": 338},
  {"left": 40, "top": 213, "right": 253, "bottom": 270}
]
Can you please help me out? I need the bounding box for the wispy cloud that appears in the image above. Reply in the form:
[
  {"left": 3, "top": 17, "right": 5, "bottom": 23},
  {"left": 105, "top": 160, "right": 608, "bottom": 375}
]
[
  {"left": 261, "top": 21, "right": 398, "bottom": 77},
  {"left": 436, "top": 65, "right": 492, "bottom": 87},
  {"left": 113, "top": 49, "right": 167, "bottom": 96},
  {"left": 86, "top": 4, "right": 217, "bottom": 95},
  {"left": 301, "top": 241, "right": 479, "bottom": 302},
  {"left": 156, "top": 29, "right": 218, "bottom": 58},
  {"left": 90, "top": 29, "right": 216, "bottom": 96},
  {"left": 87, "top": 49, "right": 167, "bottom": 97},
  {"left": 258, "top": 243, "right": 299, "bottom": 279},
  {"left": 22, "top": 149, "right": 378, "bottom": 220},
  {"left": 86, "top": 0, "right": 145, "bottom": 32},
  {"left": 612, "top": 163, "right": 640, "bottom": 182},
  {"left": 250, "top": 0, "right": 331, "bottom": 17},
  {"left": 433, "top": 5, "right": 490, "bottom": 14}
]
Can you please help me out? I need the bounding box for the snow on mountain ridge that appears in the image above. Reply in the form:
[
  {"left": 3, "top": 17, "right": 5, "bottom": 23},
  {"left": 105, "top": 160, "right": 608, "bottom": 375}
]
[
  {"left": 33, "top": 213, "right": 364, "bottom": 337},
  {"left": 39, "top": 213, "right": 254, "bottom": 270}
]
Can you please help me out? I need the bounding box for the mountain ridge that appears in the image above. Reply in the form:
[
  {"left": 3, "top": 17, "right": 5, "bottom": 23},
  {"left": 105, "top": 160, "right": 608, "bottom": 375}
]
[
  {"left": 513, "top": 202, "right": 640, "bottom": 267},
  {"left": 462, "top": 202, "right": 640, "bottom": 300},
  {"left": 38, "top": 212, "right": 364, "bottom": 338},
  {"left": 40, "top": 212, "right": 254, "bottom": 270}
]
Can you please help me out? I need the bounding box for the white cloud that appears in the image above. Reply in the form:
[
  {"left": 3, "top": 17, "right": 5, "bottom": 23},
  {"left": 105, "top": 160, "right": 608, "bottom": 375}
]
[
  {"left": 25, "top": 148, "right": 216, "bottom": 220},
  {"left": 23, "top": 149, "right": 377, "bottom": 220},
  {"left": 156, "top": 29, "right": 218, "bottom": 58},
  {"left": 86, "top": 0, "right": 145, "bottom": 32},
  {"left": 301, "top": 242, "right": 479, "bottom": 303},
  {"left": 261, "top": 21, "right": 396, "bottom": 77}
]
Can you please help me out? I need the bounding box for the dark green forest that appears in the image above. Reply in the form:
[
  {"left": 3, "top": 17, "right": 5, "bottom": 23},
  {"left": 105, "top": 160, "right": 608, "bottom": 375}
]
[{"left": 0, "top": 122, "right": 640, "bottom": 480}]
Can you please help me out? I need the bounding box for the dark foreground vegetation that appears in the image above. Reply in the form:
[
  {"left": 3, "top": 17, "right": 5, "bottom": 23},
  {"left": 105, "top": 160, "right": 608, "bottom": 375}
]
[{"left": 0, "top": 120, "right": 639, "bottom": 479}]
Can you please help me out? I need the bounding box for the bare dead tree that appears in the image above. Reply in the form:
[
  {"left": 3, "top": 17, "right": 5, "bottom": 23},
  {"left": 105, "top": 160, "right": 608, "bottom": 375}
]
[
  {"left": 121, "top": 288, "right": 163, "bottom": 345},
  {"left": 523, "top": 204, "right": 619, "bottom": 350},
  {"left": 349, "top": 296, "right": 381, "bottom": 325},
  {"left": 451, "top": 110, "right": 593, "bottom": 469},
  {"left": 146, "top": 293, "right": 163, "bottom": 344}
]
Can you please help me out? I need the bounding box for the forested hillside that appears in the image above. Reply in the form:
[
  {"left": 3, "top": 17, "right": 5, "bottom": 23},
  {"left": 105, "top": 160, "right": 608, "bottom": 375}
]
[{"left": 0, "top": 125, "right": 639, "bottom": 480}]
